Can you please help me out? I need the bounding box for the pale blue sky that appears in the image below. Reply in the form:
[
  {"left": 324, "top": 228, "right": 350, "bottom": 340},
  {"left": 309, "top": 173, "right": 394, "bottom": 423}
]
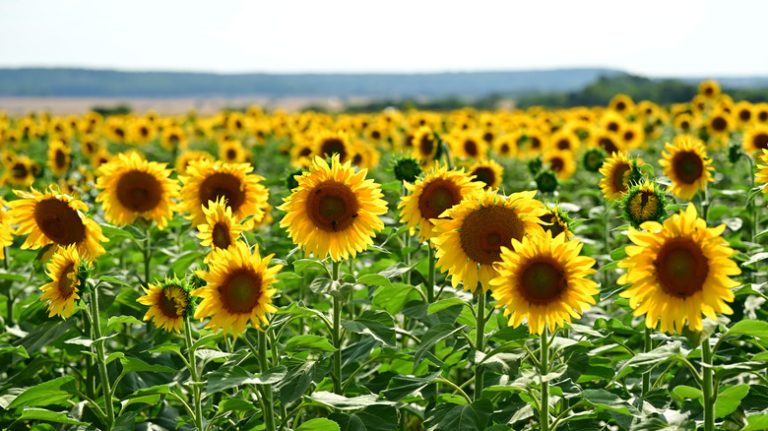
[{"left": 0, "top": 0, "right": 765, "bottom": 76}]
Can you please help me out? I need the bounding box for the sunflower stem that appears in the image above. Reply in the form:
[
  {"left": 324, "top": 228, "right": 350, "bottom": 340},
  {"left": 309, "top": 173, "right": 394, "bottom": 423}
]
[
  {"left": 3, "top": 247, "right": 12, "bottom": 327},
  {"left": 183, "top": 316, "right": 204, "bottom": 431},
  {"left": 426, "top": 245, "right": 436, "bottom": 303},
  {"left": 258, "top": 330, "right": 277, "bottom": 431},
  {"left": 702, "top": 336, "right": 715, "bottom": 431},
  {"left": 641, "top": 326, "right": 652, "bottom": 403},
  {"left": 539, "top": 329, "right": 550, "bottom": 431},
  {"left": 89, "top": 288, "right": 114, "bottom": 430},
  {"left": 602, "top": 199, "right": 611, "bottom": 289},
  {"left": 143, "top": 224, "right": 152, "bottom": 288},
  {"left": 474, "top": 290, "right": 486, "bottom": 401},
  {"left": 331, "top": 260, "right": 343, "bottom": 394}
]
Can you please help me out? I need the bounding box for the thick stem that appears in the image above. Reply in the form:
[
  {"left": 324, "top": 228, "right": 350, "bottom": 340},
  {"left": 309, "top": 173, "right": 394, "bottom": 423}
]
[
  {"left": 143, "top": 226, "right": 152, "bottom": 288},
  {"left": 426, "top": 246, "right": 436, "bottom": 303},
  {"left": 258, "top": 330, "right": 276, "bottom": 431},
  {"left": 702, "top": 337, "right": 714, "bottom": 431},
  {"left": 89, "top": 288, "right": 114, "bottom": 429},
  {"left": 475, "top": 291, "right": 486, "bottom": 401},
  {"left": 331, "top": 260, "right": 343, "bottom": 394},
  {"left": 602, "top": 199, "right": 611, "bottom": 289},
  {"left": 539, "top": 329, "right": 550, "bottom": 431},
  {"left": 184, "top": 317, "right": 204, "bottom": 431},
  {"left": 4, "top": 248, "right": 12, "bottom": 326},
  {"left": 642, "top": 326, "right": 652, "bottom": 403}
]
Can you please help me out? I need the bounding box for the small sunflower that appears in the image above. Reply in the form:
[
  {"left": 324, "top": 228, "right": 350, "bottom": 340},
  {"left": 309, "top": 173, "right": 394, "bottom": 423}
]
[
  {"left": 137, "top": 278, "right": 192, "bottom": 333},
  {"left": 743, "top": 126, "right": 768, "bottom": 153},
  {"left": 96, "top": 152, "right": 179, "bottom": 229},
  {"left": 219, "top": 139, "right": 248, "bottom": 164},
  {"left": 193, "top": 242, "right": 282, "bottom": 336},
  {"left": 4, "top": 155, "right": 35, "bottom": 187},
  {"left": 280, "top": 155, "right": 387, "bottom": 261},
  {"left": 40, "top": 245, "right": 83, "bottom": 318},
  {"left": 540, "top": 206, "right": 572, "bottom": 238},
  {"left": 545, "top": 151, "right": 576, "bottom": 180},
  {"left": 622, "top": 181, "right": 667, "bottom": 227},
  {"left": 399, "top": 165, "right": 484, "bottom": 242},
  {"left": 180, "top": 159, "right": 270, "bottom": 226},
  {"left": 468, "top": 159, "right": 504, "bottom": 189},
  {"left": 176, "top": 150, "right": 214, "bottom": 175},
  {"left": 490, "top": 232, "right": 598, "bottom": 334},
  {"left": 9, "top": 188, "right": 106, "bottom": 260},
  {"left": 699, "top": 80, "right": 721, "bottom": 99},
  {"left": 599, "top": 152, "right": 639, "bottom": 200},
  {"left": 47, "top": 139, "right": 71, "bottom": 176},
  {"left": 197, "top": 197, "right": 245, "bottom": 253},
  {"left": 618, "top": 204, "right": 740, "bottom": 333},
  {"left": 314, "top": 130, "right": 351, "bottom": 163},
  {"left": 452, "top": 132, "right": 488, "bottom": 160},
  {"left": 412, "top": 126, "right": 439, "bottom": 166},
  {"left": 659, "top": 136, "right": 714, "bottom": 200},
  {"left": 432, "top": 189, "right": 546, "bottom": 293}
]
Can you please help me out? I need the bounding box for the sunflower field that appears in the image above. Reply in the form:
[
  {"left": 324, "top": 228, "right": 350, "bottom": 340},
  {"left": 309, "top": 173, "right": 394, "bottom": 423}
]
[{"left": 1, "top": 80, "right": 768, "bottom": 431}]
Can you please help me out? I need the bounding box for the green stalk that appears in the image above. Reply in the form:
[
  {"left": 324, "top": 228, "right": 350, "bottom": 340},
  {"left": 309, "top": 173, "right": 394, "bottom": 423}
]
[
  {"left": 642, "top": 326, "right": 652, "bottom": 403},
  {"left": 143, "top": 225, "right": 152, "bottom": 288},
  {"left": 331, "top": 260, "right": 343, "bottom": 394},
  {"left": 602, "top": 199, "right": 611, "bottom": 288},
  {"left": 89, "top": 288, "right": 114, "bottom": 429},
  {"left": 183, "top": 316, "right": 204, "bottom": 430},
  {"left": 702, "top": 338, "right": 715, "bottom": 431},
  {"left": 3, "top": 247, "right": 12, "bottom": 327},
  {"left": 258, "top": 330, "right": 276, "bottom": 431},
  {"left": 539, "top": 329, "right": 550, "bottom": 431},
  {"left": 474, "top": 291, "right": 486, "bottom": 401},
  {"left": 426, "top": 246, "right": 436, "bottom": 303}
]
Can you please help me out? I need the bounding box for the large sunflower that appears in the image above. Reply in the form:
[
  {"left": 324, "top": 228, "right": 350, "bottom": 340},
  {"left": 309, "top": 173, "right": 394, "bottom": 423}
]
[
  {"left": 40, "top": 245, "right": 83, "bottom": 318},
  {"left": 399, "top": 165, "right": 484, "bottom": 242},
  {"left": 180, "top": 159, "right": 269, "bottom": 227},
  {"left": 618, "top": 204, "right": 740, "bottom": 333},
  {"left": 9, "top": 188, "right": 106, "bottom": 260},
  {"left": 197, "top": 197, "right": 245, "bottom": 253},
  {"left": 490, "top": 232, "right": 598, "bottom": 334},
  {"left": 137, "top": 278, "right": 192, "bottom": 333},
  {"left": 96, "top": 152, "right": 179, "bottom": 229},
  {"left": 280, "top": 155, "right": 387, "bottom": 261},
  {"left": 192, "top": 242, "right": 281, "bottom": 336},
  {"left": 659, "top": 136, "right": 713, "bottom": 200},
  {"left": 432, "top": 189, "right": 546, "bottom": 293}
]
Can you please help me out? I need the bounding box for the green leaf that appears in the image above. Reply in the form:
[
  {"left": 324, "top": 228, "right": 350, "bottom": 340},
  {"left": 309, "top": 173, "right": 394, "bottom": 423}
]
[
  {"left": 171, "top": 251, "right": 204, "bottom": 276},
  {"left": 119, "top": 356, "right": 176, "bottom": 376},
  {"left": 424, "top": 400, "right": 491, "bottom": 431},
  {"left": 726, "top": 320, "right": 768, "bottom": 339},
  {"left": 309, "top": 391, "right": 388, "bottom": 410},
  {"left": 743, "top": 414, "right": 768, "bottom": 431},
  {"left": 357, "top": 274, "right": 392, "bottom": 289},
  {"left": 205, "top": 366, "right": 286, "bottom": 395},
  {"left": 285, "top": 335, "right": 336, "bottom": 353},
  {"left": 296, "top": 418, "right": 341, "bottom": 431},
  {"left": 330, "top": 406, "right": 399, "bottom": 431},
  {"left": 427, "top": 297, "right": 466, "bottom": 315},
  {"left": 383, "top": 372, "right": 441, "bottom": 401},
  {"left": 671, "top": 385, "right": 702, "bottom": 400},
  {"left": 372, "top": 282, "right": 420, "bottom": 315},
  {"left": 8, "top": 376, "right": 75, "bottom": 409},
  {"left": 343, "top": 310, "right": 396, "bottom": 346},
  {"left": 582, "top": 389, "right": 633, "bottom": 416},
  {"left": 107, "top": 315, "right": 144, "bottom": 330},
  {"left": 415, "top": 324, "right": 465, "bottom": 363},
  {"left": 16, "top": 407, "right": 87, "bottom": 425},
  {"left": 715, "top": 384, "right": 750, "bottom": 419},
  {"left": 743, "top": 252, "right": 768, "bottom": 266}
]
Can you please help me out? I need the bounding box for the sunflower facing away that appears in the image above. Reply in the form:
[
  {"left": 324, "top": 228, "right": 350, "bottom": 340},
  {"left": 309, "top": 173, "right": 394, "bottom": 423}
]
[
  {"left": 96, "top": 152, "right": 179, "bottom": 229},
  {"left": 9, "top": 188, "right": 106, "bottom": 260},
  {"left": 432, "top": 189, "right": 546, "bottom": 293},
  {"left": 193, "top": 242, "right": 282, "bottom": 336},
  {"left": 399, "top": 165, "right": 484, "bottom": 243},
  {"left": 659, "top": 136, "right": 713, "bottom": 200},
  {"left": 40, "top": 245, "right": 83, "bottom": 318},
  {"left": 280, "top": 155, "right": 387, "bottom": 262},
  {"left": 197, "top": 197, "right": 245, "bottom": 253},
  {"left": 490, "top": 232, "right": 598, "bottom": 334},
  {"left": 618, "top": 204, "right": 740, "bottom": 333},
  {"left": 137, "top": 278, "right": 192, "bottom": 333},
  {"left": 180, "top": 159, "right": 269, "bottom": 227}
]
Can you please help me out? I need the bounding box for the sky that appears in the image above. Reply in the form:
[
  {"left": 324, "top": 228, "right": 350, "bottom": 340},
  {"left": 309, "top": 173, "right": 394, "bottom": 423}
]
[{"left": 0, "top": 0, "right": 766, "bottom": 77}]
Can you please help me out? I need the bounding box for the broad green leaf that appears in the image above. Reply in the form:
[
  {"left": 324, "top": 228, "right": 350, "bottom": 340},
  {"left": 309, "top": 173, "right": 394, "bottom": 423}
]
[
  {"left": 205, "top": 366, "right": 286, "bottom": 395},
  {"left": 330, "top": 406, "right": 399, "bottom": 431},
  {"left": 310, "top": 391, "right": 389, "bottom": 410},
  {"left": 8, "top": 376, "right": 75, "bottom": 409},
  {"left": 715, "top": 384, "right": 750, "bottom": 419},
  {"left": 16, "top": 408, "right": 87, "bottom": 425},
  {"left": 582, "top": 389, "right": 633, "bottom": 416},
  {"left": 427, "top": 297, "right": 466, "bottom": 315},
  {"left": 726, "top": 320, "right": 768, "bottom": 339},
  {"left": 743, "top": 414, "right": 768, "bottom": 431},
  {"left": 296, "top": 418, "right": 341, "bottom": 431},
  {"left": 343, "top": 310, "right": 396, "bottom": 346},
  {"left": 285, "top": 335, "right": 336, "bottom": 353},
  {"left": 671, "top": 385, "right": 702, "bottom": 400},
  {"left": 383, "top": 372, "right": 441, "bottom": 401},
  {"left": 119, "top": 356, "right": 176, "bottom": 375},
  {"left": 107, "top": 315, "right": 144, "bottom": 329}
]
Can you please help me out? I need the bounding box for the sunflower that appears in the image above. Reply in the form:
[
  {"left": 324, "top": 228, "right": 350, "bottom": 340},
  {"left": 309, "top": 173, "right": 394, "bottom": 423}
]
[
  {"left": 734, "top": 101, "right": 754, "bottom": 127},
  {"left": 137, "top": 279, "right": 192, "bottom": 333},
  {"left": 280, "top": 155, "right": 387, "bottom": 261},
  {"left": 540, "top": 206, "right": 572, "bottom": 238},
  {"left": 314, "top": 130, "right": 351, "bottom": 163},
  {"left": 432, "top": 189, "right": 546, "bottom": 293},
  {"left": 622, "top": 181, "right": 667, "bottom": 227},
  {"left": 176, "top": 150, "right": 214, "bottom": 175},
  {"left": 754, "top": 149, "right": 768, "bottom": 187},
  {"left": 706, "top": 110, "right": 732, "bottom": 142},
  {"left": 412, "top": 126, "right": 439, "bottom": 166},
  {"left": 699, "top": 80, "right": 721, "bottom": 99},
  {"left": 399, "top": 165, "right": 484, "bottom": 242},
  {"left": 659, "top": 136, "right": 713, "bottom": 200},
  {"left": 490, "top": 232, "right": 597, "bottom": 334},
  {"left": 599, "top": 152, "right": 639, "bottom": 200},
  {"left": 47, "top": 139, "right": 71, "bottom": 176},
  {"left": 618, "top": 204, "right": 740, "bottom": 333},
  {"left": 544, "top": 151, "right": 576, "bottom": 180},
  {"left": 9, "top": 188, "right": 106, "bottom": 260},
  {"left": 493, "top": 134, "right": 516, "bottom": 158},
  {"left": 160, "top": 126, "right": 187, "bottom": 151},
  {"left": 40, "top": 245, "right": 83, "bottom": 318},
  {"left": 549, "top": 130, "right": 580, "bottom": 153},
  {"left": 96, "top": 152, "right": 179, "bottom": 229},
  {"left": 4, "top": 155, "right": 35, "bottom": 187},
  {"left": 452, "top": 132, "right": 488, "bottom": 160},
  {"left": 592, "top": 129, "right": 623, "bottom": 155},
  {"left": 743, "top": 126, "right": 768, "bottom": 153},
  {"left": 180, "top": 159, "right": 269, "bottom": 226},
  {"left": 609, "top": 94, "right": 635, "bottom": 115},
  {"left": 192, "top": 242, "right": 281, "bottom": 335},
  {"left": 197, "top": 197, "right": 245, "bottom": 253},
  {"left": 468, "top": 159, "right": 504, "bottom": 189},
  {"left": 219, "top": 139, "right": 248, "bottom": 164}
]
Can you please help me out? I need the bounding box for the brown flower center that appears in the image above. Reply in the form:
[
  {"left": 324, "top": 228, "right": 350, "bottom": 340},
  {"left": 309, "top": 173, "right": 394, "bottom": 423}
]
[
  {"left": 518, "top": 257, "right": 567, "bottom": 304},
  {"left": 58, "top": 263, "right": 77, "bottom": 298},
  {"left": 612, "top": 163, "right": 631, "bottom": 193},
  {"left": 320, "top": 138, "right": 347, "bottom": 161},
  {"left": 556, "top": 139, "right": 571, "bottom": 151},
  {"left": 711, "top": 116, "right": 727, "bottom": 132},
  {"left": 199, "top": 172, "right": 246, "bottom": 212},
  {"left": 306, "top": 181, "right": 359, "bottom": 232},
  {"left": 739, "top": 109, "right": 752, "bottom": 122},
  {"left": 464, "top": 139, "right": 479, "bottom": 157},
  {"left": 549, "top": 157, "right": 565, "bottom": 173},
  {"left": 218, "top": 269, "right": 263, "bottom": 314},
  {"left": 541, "top": 213, "right": 565, "bottom": 237},
  {"left": 34, "top": 198, "right": 86, "bottom": 246},
  {"left": 418, "top": 178, "right": 462, "bottom": 220},
  {"left": 116, "top": 170, "right": 163, "bottom": 212},
  {"left": 654, "top": 238, "right": 709, "bottom": 298},
  {"left": 419, "top": 134, "right": 435, "bottom": 157},
  {"left": 12, "top": 162, "right": 28, "bottom": 179},
  {"left": 672, "top": 151, "right": 704, "bottom": 184},
  {"left": 55, "top": 149, "right": 67, "bottom": 169},
  {"left": 459, "top": 206, "right": 524, "bottom": 265},
  {"left": 753, "top": 133, "right": 768, "bottom": 150},
  {"left": 599, "top": 137, "right": 619, "bottom": 155},
  {"left": 212, "top": 222, "right": 231, "bottom": 249},
  {"left": 471, "top": 167, "right": 496, "bottom": 189},
  {"left": 159, "top": 287, "right": 184, "bottom": 318}
]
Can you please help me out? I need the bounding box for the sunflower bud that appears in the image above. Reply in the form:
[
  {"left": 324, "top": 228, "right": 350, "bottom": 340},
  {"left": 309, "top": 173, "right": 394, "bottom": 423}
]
[
  {"left": 528, "top": 157, "right": 543, "bottom": 176},
  {"left": 583, "top": 148, "right": 606, "bottom": 173},
  {"left": 393, "top": 157, "right": 422, "bottom": 183},
  {"left": 136, "top": 276, "right": 194, "bottom": 332},
  {"left": 621, "top": 181, "right": 667, "bottom": 227},
  {"left": 728, "top": 142, "right": 743, "bottom": 164},
  {"left": 535, "top": 170, "right": 558, "bottom": 193}
]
